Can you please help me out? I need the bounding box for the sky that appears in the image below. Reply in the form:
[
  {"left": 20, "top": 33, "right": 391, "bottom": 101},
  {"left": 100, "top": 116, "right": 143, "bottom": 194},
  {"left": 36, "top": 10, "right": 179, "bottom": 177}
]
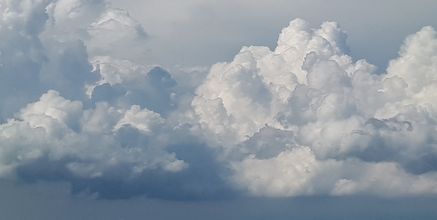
[
  {"left": 111, "top": 0, "right": 437, "bottom": 69},
  {"left": 1, "top": 0, "right": 437, "bottom": 219}
]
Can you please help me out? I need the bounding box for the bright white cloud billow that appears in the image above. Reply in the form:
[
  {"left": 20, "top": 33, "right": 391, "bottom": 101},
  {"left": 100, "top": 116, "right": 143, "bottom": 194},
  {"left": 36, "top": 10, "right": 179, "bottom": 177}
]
[
  {"left": 193, "top": 19, "right": 437, "bottom": 197},
  {"left": 0, "top": 0, "right": 437, "bottom": 199}
]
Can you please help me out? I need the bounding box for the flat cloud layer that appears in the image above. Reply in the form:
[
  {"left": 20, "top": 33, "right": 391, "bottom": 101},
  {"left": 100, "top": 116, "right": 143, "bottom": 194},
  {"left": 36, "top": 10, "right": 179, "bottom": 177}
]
[{"left": 1, "top": 0, "right": 437, "bottom": 199}]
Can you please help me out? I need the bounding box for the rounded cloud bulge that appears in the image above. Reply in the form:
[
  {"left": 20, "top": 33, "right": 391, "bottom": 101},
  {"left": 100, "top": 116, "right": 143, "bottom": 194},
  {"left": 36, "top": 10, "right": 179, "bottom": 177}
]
[
  {"left": 1, "top": 0, "right": 437, "bottom": 200},
  {"left": 0, "top": 0, "right": 229, "bottom": 199},
  {"left": 193, "top": 19, "right": 437, "bottom": 197}
]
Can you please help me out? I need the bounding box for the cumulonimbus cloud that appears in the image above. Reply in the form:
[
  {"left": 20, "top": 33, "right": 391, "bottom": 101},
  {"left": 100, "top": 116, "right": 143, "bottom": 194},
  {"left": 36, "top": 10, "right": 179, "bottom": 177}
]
[{"left": 0, "top": 0, "right": 437, "bottom": 199}]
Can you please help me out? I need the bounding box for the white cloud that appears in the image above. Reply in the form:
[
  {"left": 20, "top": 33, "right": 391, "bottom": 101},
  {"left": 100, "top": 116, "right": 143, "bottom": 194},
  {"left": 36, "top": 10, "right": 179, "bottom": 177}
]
[
  {"left": 193, "top": 19, "right": 437, "bottom": 197},
  {"left": 1, "top": 0, "right": 437, "bottom": 200},
  {"left": 114, "top": 105, "right": 164, "bottom": 134},
  {"left": 192, "top": 19, "right": 367, "bottom": 146},
  {"left": 90, "top": 56, "right": 152, "bottom": 86},
  {"left": 0, "top": 1, "right": 190, "bottom": 197},
  {"left": 232, "top": 146, "right": 437, "bottom": 197},
  {"left": 0, "top": 90, "right": 187, "bottom": 179},
  {"left": 231, "top": 146, "right": 318, "bottom": 197},
  {"left": 47, "top": 0, "right": 106, "bottom": 35},
  {"left": 87, "top": 8, "right": 149, "bottom": 61}
]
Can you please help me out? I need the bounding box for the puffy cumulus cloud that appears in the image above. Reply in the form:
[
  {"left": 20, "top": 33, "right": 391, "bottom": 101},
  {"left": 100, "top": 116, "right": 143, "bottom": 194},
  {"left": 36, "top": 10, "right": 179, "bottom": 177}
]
[
  {"left": 0, "top": 90, "right": 232, "bottom": 199},
  {"left": 0, "top": 0, "right": 105, "bottom": 119},
  {"left": 0, "top": 0, "right": 151, "bottom": 119},
  {"left": 46, "top": 0, "right": 149, "bottom": 61},
  {"left": 193, "top": 19, "right": 437, "bottom": 197},
  {"left": 87, "top": 8, "right": 149, "bottom": 60},
  {"left": 46, "top": 0, "right": 106, "bottom": 36},
  {"left": 192, "top": 19, "right": 370, "bottom": 146},
  {"left": 0, "top": 0, "right": 51, "bottom": 119},
  {"left": 1, "top": 0, "right": 437, "bottom": 200},
  {"left": 0, "top": 0, "right": 229, "bottom": 199},
  {"left": 89, "top": 56, "right": 179, "bottom": 115},
  {"left": 378, "top": 26, "right": 437, "bottom": 119},
  {"left": 231, "top": 147, "right": 318, "bottom": 197},
  {"left": 232, "top": 146, "right": 437, "bottom": 197},
  {"left": 0, "top": 90, "right": 186, "bottom": 178}
]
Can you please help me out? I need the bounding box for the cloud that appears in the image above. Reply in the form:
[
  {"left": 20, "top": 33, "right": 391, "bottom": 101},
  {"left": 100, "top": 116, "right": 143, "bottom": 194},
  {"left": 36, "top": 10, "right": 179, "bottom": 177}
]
[
  {"left": 0, "top": 90, "right": 186, "bottom": 177},
  {"left": 0, "top": 0, "right": 50, "bottom": 119},
  {"left": 0, "top": 89, "right": 230, "bottom": 199},
  {"left": 192, "top": 19, "right": 359, "bottom": 145},
  {"left": 232, "top": 146, "right": 437, "bottom": 197},
  {"left": 192, "top": 19, "right": 437, "bottom": 197},
  {"left": 1, "top": 0, "right": 437, "bottom": 200},
  {"left": 87, "top": 8, "right": 149, "bottom": 61},
  {"left": 231, "top": 146, "right": 318, "bottom": 197},
  {"left": 89, "top": 56, "right": 179, "bottom": 116},
  {"left": 0, "top": 0, "right": 228, "bottom": 199}
]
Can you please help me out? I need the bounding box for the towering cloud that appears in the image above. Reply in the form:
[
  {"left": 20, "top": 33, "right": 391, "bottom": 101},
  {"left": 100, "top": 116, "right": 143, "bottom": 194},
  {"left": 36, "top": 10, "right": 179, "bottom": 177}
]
[
  {"left": 193, "top": 19, "right": 437, "bottom": 197},
  {"left": 0, "top": 0, "right": 228, "bottom": 199},
  {"left": 0, "top": 0, "right": 437, "bottom": 199}
]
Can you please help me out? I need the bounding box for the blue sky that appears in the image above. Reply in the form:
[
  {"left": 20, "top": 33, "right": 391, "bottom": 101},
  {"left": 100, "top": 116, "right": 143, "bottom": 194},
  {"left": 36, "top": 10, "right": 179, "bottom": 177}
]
[
  {"left": 112, "top": 0, "right": 437, "bottom": 69},
  {"left": 1, "top": 0, "right": 437, "bottom": 219}
]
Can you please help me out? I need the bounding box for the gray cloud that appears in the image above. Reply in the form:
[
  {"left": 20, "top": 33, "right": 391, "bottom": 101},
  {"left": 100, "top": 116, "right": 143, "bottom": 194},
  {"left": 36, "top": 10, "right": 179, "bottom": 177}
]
[{"left": 1, "top": 0, "right": 437, "bottom": 201}]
